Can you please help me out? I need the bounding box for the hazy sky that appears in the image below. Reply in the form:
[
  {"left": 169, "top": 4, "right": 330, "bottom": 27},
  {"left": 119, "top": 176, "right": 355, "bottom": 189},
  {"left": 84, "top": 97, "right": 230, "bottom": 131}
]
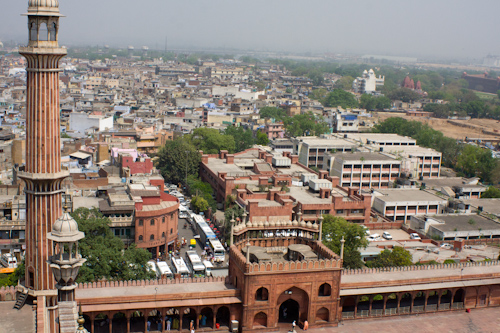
[{"left": 1, "top": 0, "right": 499, "bottom": 59}]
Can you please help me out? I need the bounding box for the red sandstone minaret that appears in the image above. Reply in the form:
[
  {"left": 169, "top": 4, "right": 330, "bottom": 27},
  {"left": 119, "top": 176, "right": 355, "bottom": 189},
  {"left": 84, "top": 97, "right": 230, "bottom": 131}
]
[{"left": 18, "top": 1, "right": 67, "bottom": 331}]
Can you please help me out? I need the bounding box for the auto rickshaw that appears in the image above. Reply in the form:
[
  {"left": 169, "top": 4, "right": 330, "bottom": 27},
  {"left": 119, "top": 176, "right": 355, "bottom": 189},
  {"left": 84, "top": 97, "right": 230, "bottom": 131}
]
[{"left": 190, "top": 238, "right": 196, "bottom": 249}]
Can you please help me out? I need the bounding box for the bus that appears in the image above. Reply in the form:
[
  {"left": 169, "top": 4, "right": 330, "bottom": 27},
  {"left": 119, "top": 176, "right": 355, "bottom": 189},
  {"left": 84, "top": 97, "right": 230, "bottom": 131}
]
[
  {"left": 185, "top": 250, "right": 206, "bottom": 277},
  {"left": 193, "top": 214, "right": 217, "bottom": 245},
  {"left": 156, "top": 261, "right": 173, "bottom": 279},
  {"left": 146, "top": 260, "right": 159, "bottom": 279},
  {"left": 208, "top": 239, "right": 226, "bottom": 264},
  {"left": 0, "top": 253, "right": 17, "bottom": 269},
  {"left": 171, "top": 257, "right": 190, "bottom": 278}
]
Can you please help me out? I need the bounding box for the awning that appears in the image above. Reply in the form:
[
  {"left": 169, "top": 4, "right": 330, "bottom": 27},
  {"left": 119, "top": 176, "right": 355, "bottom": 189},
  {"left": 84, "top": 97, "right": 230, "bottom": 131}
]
[
  {"left": 340, "top": 277, "right": 500, "bottom": 296},
  {"left": 81, "top": 296, "right": 241, "bottom": 313}
]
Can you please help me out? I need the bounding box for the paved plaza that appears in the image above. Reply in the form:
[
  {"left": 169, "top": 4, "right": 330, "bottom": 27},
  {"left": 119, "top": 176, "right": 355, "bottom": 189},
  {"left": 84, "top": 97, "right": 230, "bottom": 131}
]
[{"left": 276, "top": 307, "right": 500, "bottom": 333}]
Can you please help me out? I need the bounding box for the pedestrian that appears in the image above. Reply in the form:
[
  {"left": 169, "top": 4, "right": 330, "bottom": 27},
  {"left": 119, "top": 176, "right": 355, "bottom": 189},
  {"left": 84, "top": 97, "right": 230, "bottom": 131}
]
[
  {"left": 166, "top": 318, "right": 171, "bottom": 331},
  {"left": 303, "top": 320, "right": 309, "bottom": 331},
  {"left": 147, "top": 320, "right": 151, "bottom": 331}
]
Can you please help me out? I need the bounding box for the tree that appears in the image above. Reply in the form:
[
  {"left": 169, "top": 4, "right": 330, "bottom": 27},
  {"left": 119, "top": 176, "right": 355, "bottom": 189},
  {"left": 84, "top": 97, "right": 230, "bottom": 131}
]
[
  {"left": 334, "top": 76, "right": 354, "bottom": 90},
  {"left": 223, "top": 126, "right": 254, "bottom": 152},
  {"left": 480, "top": 186, "right": 500, "bottom": 198},
  {"left": 71, "top": 208, "right": 155, "bottom": 283},
  {"left": 321, "top": 215, "right": 368, "bottom": 269},
  {"left": 157, "top": 139, "right": 201, "bottom": 185},
  {"left": 456, "top": 144, "right": 496, "bottom": 182},
  {"left": 283, "top": 112, "right": 330, "bottom": 137},
  {"left": 386, "top": 88, "right": 421, "bottom": 103},
  {"left": 256, "top": 131, "right": 269, "bottom": 146},
  {"left": 190, "top": 128, "right": 235, "bottom": 154},
  {"left": 186, "top": 175, "right": 216, "bottom": 212},
  {"left": 308, "top": 69, "right": 324, "bottom": 86},
  {"left": 322, "top": 89, "right": 358, "bottom": 108},
  {"left": 191, "top": 195, "right": 209, "bottom": 213},
  {"left": 259, "top": 106, "right": 287, "bottom": 121},
  {"left": 368, "top": 247, "right": 413, "bottom": 267}
]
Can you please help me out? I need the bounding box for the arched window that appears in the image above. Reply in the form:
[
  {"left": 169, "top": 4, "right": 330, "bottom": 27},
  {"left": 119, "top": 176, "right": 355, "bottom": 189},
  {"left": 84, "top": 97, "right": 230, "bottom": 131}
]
[
  {"left": 39, "top": 23, "right": 48, "bottom": 41},
  {"left": 49, "top": 22, "right": 57, "bottom": 41},
  {"left": 30, "top": 22, "right": 37, "bottom": 41},
  {"left": 162, "top": 217, "right": 166, "bottom": 223},
  {"left": 150, "top": 234, "right": 155, "bottom": 240},
  {"left": 170, "top": 228, "right": 173, "bottom": 234},
  {"left": 255, "top": 287, "right": 269, "bottom": 301},
  {"left": 319, "top": 283, "right": 332, "bottom": 297},
  {"left": 150, "top": 219, "right": 155, "bottom": 226},
  {"left": 138, "top": 235, "right": 143, "bottom": 241},
  {"left": 162, "top": 232, "right": 165, "bottom": 238}
]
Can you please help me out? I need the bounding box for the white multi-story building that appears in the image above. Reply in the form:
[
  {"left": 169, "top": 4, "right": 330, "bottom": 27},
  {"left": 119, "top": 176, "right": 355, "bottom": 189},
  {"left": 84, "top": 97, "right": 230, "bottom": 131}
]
[
  {"left": 372, "top": 189, "right": 448, "bottom": 223},
  {"left": 352, "top": 69, "right": 385, "bottom": 94},
  {"left": 331, "top": 152, "right": 401, "bottom": 189}
]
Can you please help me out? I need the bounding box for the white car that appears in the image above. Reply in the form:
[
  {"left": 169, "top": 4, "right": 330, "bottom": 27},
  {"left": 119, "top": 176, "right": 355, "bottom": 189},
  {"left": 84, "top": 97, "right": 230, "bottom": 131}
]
[
  {"left": 410, "top": 233, "right": 421, "bottom": 240},
  {"left": 382, "top": 232, "right": 393, "bottom": 240},
  {"left": 368, "top": 234, "right": 381, "bottom": 242}
]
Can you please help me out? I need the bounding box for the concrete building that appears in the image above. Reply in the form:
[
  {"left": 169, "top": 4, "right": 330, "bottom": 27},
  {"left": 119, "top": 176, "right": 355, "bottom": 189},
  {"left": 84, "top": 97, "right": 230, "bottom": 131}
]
[
  {"left": 69, "top": 112, "right": 114, "bottom": 134},
  {"left": 292, "top": 136, "right": 357, "bottom": 168},
  {"left": 330, "top": 152, "right": 401, "bottom": 189},
  {"left": 352, "top": 69, "right": 385, "bottom": 94},
  {"left": 372, "top": 189, "right": 448, "bottom": 223},
  {"left": 410, "top": 214, "right": 500, "bottom": 241}
]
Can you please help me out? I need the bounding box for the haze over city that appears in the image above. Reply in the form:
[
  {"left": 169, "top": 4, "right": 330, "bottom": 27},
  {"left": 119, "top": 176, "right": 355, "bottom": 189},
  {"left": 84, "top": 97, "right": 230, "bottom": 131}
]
[{"left": 1, "top": 0, "right": 500, "bottom": 60}]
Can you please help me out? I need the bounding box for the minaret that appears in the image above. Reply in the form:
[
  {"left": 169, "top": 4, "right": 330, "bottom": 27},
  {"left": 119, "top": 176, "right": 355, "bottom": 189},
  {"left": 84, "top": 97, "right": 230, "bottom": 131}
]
[{"left": 18, "top": 1, "right": 67, "bottom": 330}]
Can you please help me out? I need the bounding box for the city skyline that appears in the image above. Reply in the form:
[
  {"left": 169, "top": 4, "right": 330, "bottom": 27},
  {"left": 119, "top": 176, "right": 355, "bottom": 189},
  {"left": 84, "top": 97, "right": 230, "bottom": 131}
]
[{"left": 1, "top": 0, "right": 500, "bottom": 60}]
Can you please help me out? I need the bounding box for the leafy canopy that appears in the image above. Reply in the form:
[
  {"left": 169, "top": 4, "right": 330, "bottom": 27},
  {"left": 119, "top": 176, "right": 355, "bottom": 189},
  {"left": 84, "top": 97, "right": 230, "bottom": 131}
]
[
  {"left": 321, "top": 215, "right": 368, "bottom": 269},
  {"left": 321, "top": 89, "right": 358, "bottom": 108},
  {"left": 367, "top": 247, "right": 413, "bottom": 268},
  {"left": 72, "top": 207, "right": 155, "bottom": 283}
]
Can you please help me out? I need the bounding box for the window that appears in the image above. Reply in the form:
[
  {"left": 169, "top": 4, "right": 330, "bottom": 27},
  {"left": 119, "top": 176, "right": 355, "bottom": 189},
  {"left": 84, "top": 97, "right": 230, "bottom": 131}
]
[
  {"left": 150, "top": 219, "right": 155, "bottom": 226},
  {"left": 162, "top": 232, "right": 165, "bottom": 238},
  {"left": 49, "top": 22, "right": 57, "bottom": 41},
  {"left": 336, "top": 210, "right": 344, "bottom": 215},
  {"left": 150, "top": 234, "right": 155, "bottom": 240},
  {"left": 138, "top": 219, "right": 143, "bottom": 226},
  {"left": 162, "top": 217, "right": 165, "bottom": 223},
  {"left": 170, "top": 228, "right": 173, "bottom": 234},
  {"left": 255, "top": 287, "right": 269, "bottom": 301},
  {"left": 319, "top": 283, "right": 332, "bottom": 297},
  {"left": 138, "top": 235, "right": 143, "bottom": 241}
]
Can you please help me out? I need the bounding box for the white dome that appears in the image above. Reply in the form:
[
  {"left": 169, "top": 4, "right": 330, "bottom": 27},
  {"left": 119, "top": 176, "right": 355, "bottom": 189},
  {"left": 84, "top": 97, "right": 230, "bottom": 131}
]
[
  {"left": 52, "top": 211, "right": 80, "bottom": 237},
  {"left": 29, "top": 0, "right": 59, "bottom": 7}
]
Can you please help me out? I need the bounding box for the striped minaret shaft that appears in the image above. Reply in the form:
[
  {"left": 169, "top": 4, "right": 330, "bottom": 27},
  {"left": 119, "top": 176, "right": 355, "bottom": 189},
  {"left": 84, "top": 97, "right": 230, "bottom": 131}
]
[{"left": 18, "top": 0, "right": 68, "bottom": 295}]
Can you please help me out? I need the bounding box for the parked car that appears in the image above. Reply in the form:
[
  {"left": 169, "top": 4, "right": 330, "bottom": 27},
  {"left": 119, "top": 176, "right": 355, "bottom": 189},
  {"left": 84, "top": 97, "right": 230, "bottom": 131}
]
[
  {"left": 382, "top": 232, "right": 393, "bottom": 240},
  {"left": 410, "top": 233, "right": 421, "bottom": 240},
  {"left": 368, "top": 234, "right": 381, "bottom": 242}
]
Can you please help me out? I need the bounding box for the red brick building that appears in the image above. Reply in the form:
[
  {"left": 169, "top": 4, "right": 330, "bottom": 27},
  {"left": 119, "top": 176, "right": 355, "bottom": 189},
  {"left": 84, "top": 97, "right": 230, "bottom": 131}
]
[
  {"left": 200, "top": 148, "right": 371, "bottom": 225},
  {"left": 131, "top": 180, "right": 179, "bottom": 258}
]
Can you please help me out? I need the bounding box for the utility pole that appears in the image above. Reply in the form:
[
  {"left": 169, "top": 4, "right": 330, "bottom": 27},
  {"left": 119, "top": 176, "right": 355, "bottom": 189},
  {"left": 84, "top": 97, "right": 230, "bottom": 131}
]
[{"left": 185, "top": 150, "right": 190, "bottom": 191}]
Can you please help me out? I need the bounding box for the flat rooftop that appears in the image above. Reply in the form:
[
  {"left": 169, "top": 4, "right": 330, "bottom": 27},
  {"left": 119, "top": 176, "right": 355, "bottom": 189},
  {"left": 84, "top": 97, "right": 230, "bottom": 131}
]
[
  {"left": 334, "top": 152, "right": 398, "bottom": 162},
  {"left": 462, "top": 198, "right": 500, "bottom": 215},
  {"left": 425, "top": 214, "right": 500, "bottom": 233},
  {"left": 373, "top": 189, "right": 447, "bottom": 203},
  {"left": 288, "top": 186, "right": 332, "bottom": 204},
  {"left": 423, "top": 177, "right": 485, "bottom": 189}
]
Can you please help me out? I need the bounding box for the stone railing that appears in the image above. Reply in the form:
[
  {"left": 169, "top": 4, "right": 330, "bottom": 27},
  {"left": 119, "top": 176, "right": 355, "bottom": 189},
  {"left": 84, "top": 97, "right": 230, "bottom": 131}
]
[
  {"left": 0, "top": 286, "right": 16, "bottom": 301},
  {"left": 248, "top": 257, "right": 341, "bottom": 273},
  {"left": 342, "top": 260, "right": 500, "bottom": 275},
  {"left": 77, "top": 276, "right": 230, "bottom": 290}
]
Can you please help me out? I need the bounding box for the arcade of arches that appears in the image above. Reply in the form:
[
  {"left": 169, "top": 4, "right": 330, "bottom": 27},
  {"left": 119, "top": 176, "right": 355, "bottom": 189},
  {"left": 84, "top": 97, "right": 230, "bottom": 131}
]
[{"left": 83, "top": 306, "right": 232, "bottom": 333}]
